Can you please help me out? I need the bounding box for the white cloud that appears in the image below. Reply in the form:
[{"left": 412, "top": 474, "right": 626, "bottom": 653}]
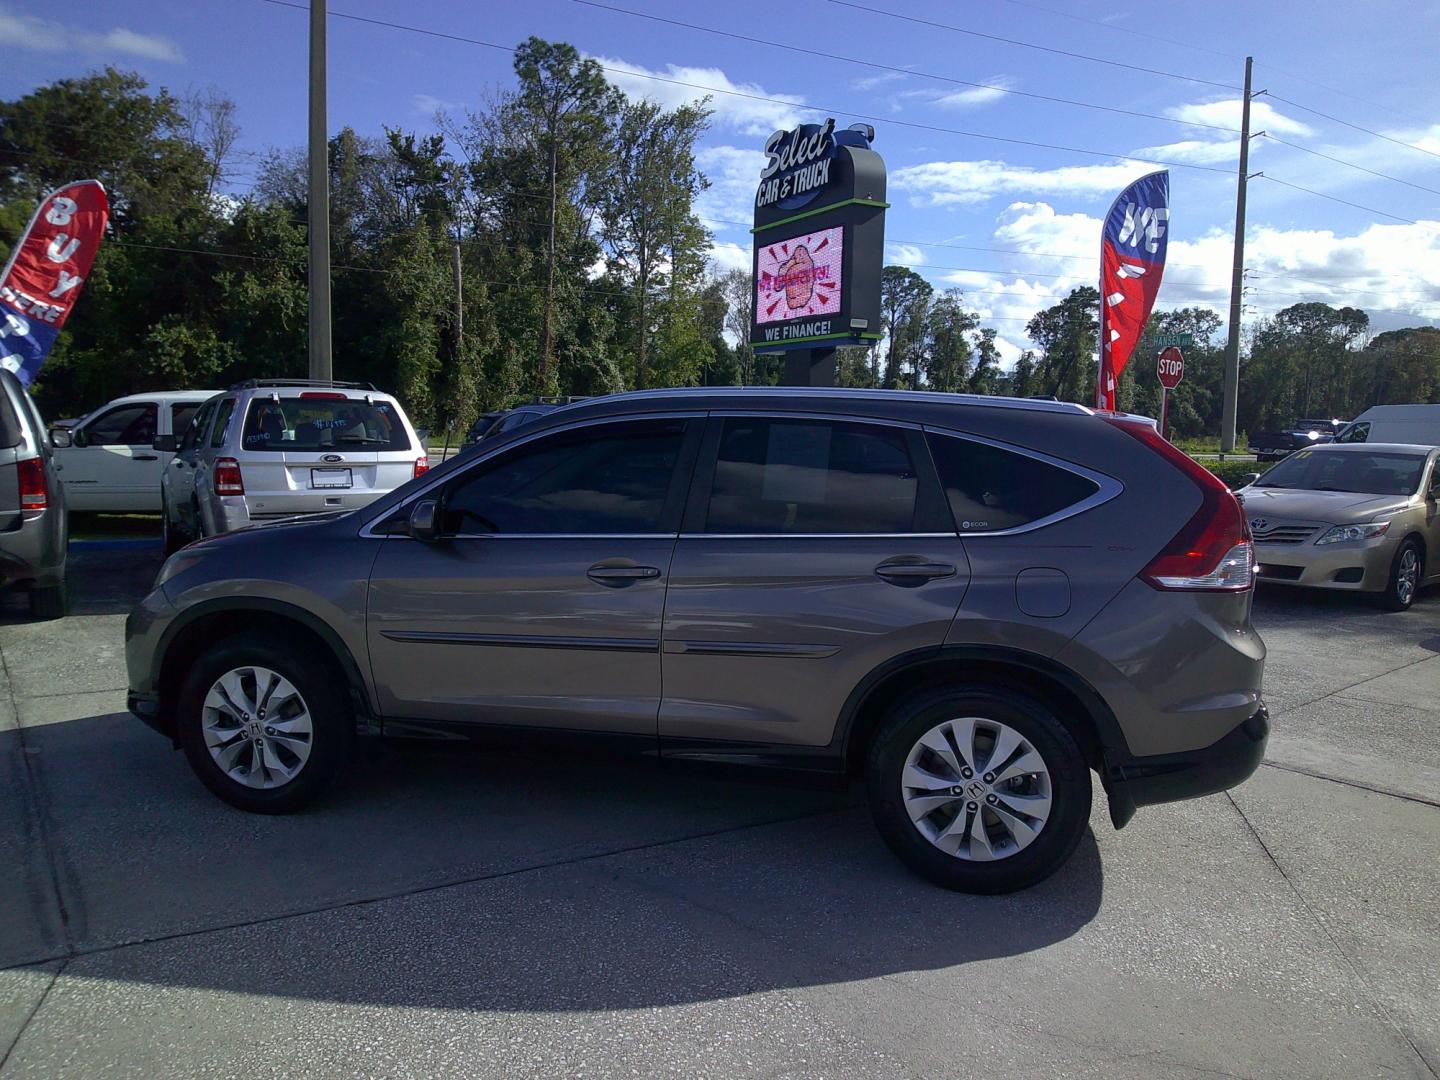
[
  {"left": 695, "top": 145, "right": 764, "bottom": 231},
  {"left": 411, "top": 94, "right": 462, "bottom": 116},
  {"left": 853, "top": 71, "right": 907, "bottom": 92},
  {"left": 886, "top": 243, "right": 925, "bottom": 266},
  {"left": 936, "top": 201, "right": 1440, "bottom": 349},
  {"left": 589, "top": 55, "right": 803, "bottom": 136},
  {"left": 707, "top": 241, "right": 751, "bottom": 274},
  {"left": 1131, "top": 137, "right": 1243, "bottom": 165},
  {"left": 0, "top": 7, "right": 183, "bottom": 62},
  {"left": 1166, "top": 98, "right": 1313, "bottom": 138},
  {"left": 891, "top": 158, "right": 1156, "bottom": 206},
  {"left": 893, "top": 79, "right": 1013, "bottom": 113}
]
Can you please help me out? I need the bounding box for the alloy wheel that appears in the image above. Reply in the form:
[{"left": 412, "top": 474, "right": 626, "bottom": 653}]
[
  {"left": 901, "top": 716, "right": 1053, "bottom": 861},
  {"left": 1396, "top": 548, "right": 1419, "bottom": 607},
  {"left": 202, "top": 666, "right": 313, "bottom": 789}
]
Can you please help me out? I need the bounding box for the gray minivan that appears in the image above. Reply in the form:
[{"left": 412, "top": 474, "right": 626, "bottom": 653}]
[{"left": 0, "top": 369, "right": 67, "bottom": 618}]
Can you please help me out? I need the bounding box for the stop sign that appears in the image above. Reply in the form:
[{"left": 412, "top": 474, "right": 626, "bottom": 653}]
[{"left": 1157, "top": 346, "right": 1184, "bottom": 389}]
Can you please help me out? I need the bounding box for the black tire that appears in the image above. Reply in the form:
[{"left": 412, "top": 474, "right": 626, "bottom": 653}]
[
  {"left": 29, "top": 580, "right": 67, "bottom": 620},
  {"left": 867, "top": 685, "right": 1092, "bottom": 894},
  {"left": 177, "top": 633, "right": 352, "bottom": 813},
  {"left": 1379, "top": 539, "right": 1423, "bottom": 612},
  {"left": 162, "top": 503, "right": 184, "bottom": 555}
]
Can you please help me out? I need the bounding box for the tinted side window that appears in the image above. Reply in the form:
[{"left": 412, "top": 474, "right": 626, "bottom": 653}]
[
  {"left": 181, "top": 401, "right": 215, "bottom": 452},
  {"left": 443, "top": 420, "right": 686, "bottom": 535},
  {"left": 928, "top": 433, "right": 1099, "bottom": 533},
  {"left": 171, "top": 402, "right": 201, "bottom": 437},
  {"left": 87, "top": 404, "right": 157, "bottom": 447},
  {"left": 705, "top": 419, "right": 918, "bottom": 534},
  {"left": 1336, "top": 421, "right": 1370, "bottom": 444},
  {"left": 0, "top": 387, "right": 23, "bottom": 449},
  {"left": 210, "top": 399, "right": 236, "bottom": 448}
]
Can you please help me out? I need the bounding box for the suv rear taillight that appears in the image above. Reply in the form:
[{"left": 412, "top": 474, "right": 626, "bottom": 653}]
[
  {"left": 214, "top": 457, "right": 245, "bottom": 496},
  {"left": 413, "top": 455, "right": 429, "bottom": 478},
  {"left": 17, "top": 457, "right": 47, "bottom": 510},
  {"left": 1101, "top": 416, "right": 1253, "bottom": 592}
]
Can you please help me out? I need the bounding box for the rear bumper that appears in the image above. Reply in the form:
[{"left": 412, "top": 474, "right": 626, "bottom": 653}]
[{"left": 1104, "top": 705, "right": 1268, "bottom": 828}]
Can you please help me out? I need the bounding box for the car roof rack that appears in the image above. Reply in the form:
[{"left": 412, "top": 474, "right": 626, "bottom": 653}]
[{"left": 227, "top": 378, "right": 378, "bottom": 391}]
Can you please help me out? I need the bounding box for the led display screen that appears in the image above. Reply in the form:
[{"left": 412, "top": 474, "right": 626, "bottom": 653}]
[{"left": 754, "top": 226, "right": 843, "bottom": 326}]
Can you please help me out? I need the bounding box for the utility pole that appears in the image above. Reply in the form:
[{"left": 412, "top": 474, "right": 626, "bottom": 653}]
[
  {"left": 307, "top": 0, "right": 333, "bottom": 381},
  {"left": 1220, "top": 56, "right": 1253, "bottom": 453}
]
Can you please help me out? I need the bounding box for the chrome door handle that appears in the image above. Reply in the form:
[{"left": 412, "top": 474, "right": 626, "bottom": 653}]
[
  {"left": 587, "top": 564, "right": 661, "bottom": 585},
  {"left": 875, "top": 561, "right": 957, "bottom": 585}
]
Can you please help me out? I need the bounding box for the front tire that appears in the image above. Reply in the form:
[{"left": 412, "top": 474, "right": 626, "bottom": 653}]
[
  {"left": 29, "top": 581, "right": 67, "bottom": 620},
  {"left": 867, "top": 685, "right": 1092, "bottom": 894},
  {"left": 177, "top": 634, "right": 352, "bottom": 812},
  {"left": 1379, "top": 539, "right": 1423, "bottom": 612}
]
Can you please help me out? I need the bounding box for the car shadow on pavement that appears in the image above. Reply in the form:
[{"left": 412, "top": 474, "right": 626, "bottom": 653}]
[{"left": 3, "top": 711, "right": 1104, "bottom": 1012}]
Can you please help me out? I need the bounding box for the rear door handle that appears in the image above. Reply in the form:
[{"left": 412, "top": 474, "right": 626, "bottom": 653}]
[
  {"left": 875, "top": 561, "right": 957, "bottom": 585},
  {"left": 134, "top": 454, "right": 159, "bottom": 461},
  {"left": 587, "top": 564, "right": 661, "bottom": 585}
]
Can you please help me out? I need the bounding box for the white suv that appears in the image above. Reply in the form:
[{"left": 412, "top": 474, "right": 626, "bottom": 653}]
[{"left": 158, "top": 380, "right": 427, "bottom": 551}]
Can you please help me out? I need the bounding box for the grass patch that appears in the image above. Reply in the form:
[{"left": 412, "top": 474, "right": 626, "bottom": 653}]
[
  {"left": 69, "top": 512, "right": 161, "bottom": 541},
  {"left": 1202, "top": 460, "right": 1271, "bottom": 490}
]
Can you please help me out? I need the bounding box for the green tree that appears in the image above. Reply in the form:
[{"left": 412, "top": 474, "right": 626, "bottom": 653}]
[
  {"left": 1026, "top": 286, "right": 1099, "bottom": 403},
  {"left": 880, "top": 266, "right": 932, "bottom": 389},
  {"left": 923, "top": 288, "right": 976, "bottom": 391}
]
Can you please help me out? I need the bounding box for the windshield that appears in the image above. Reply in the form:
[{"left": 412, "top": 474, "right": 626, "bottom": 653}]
[
  {"left": 241, "top": 396, "right": 411, "bottom": 452},
  {"left": 1255, "top": 449, "right": 1425, "bottom": 496}
]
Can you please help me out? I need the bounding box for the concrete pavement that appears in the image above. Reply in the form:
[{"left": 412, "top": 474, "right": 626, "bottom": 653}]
[{"left": 0, "top": 542, "right": 1436, "bottom": 1077}]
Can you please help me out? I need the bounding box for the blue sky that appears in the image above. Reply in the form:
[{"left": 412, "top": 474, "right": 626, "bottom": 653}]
[{"left": 3, "top": 0, "right": 1438, "bottom": 363}]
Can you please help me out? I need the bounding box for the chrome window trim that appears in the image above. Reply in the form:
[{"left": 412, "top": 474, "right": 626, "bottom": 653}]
[
  {"left": 677, "top": 532, "right": 957, "bottom": 540},
  {"left": 922, "top": 424, "right": 1124, "bottom": 539},
  {"left": 359, "top": 410, "right": 705, "bottom": 539}
]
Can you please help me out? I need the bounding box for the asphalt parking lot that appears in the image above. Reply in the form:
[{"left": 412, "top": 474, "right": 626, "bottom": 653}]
[{"left": 1, "top": 536, "right": 1437, "bottom": 1078}]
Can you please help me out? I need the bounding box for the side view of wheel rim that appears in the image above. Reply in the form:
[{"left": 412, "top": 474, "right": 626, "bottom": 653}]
[
  {"left": 1396, "top": 549, "right": 1419, "bottom": 606},
  {"left": 901, "top": 716, "right": 1053, "bottom": 861},
  {"left": 202, "top": 666, "right": 314, "bottom": 790}
]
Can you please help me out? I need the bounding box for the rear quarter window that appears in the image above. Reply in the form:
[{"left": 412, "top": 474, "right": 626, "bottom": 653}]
[{"left": 927, "top": 433, "right": 1100, "bottom": 533}]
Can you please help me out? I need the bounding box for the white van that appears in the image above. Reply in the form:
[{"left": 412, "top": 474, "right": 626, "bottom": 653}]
[{"left": 1335, "top": 404, "right": 1440, "bottom": 448}]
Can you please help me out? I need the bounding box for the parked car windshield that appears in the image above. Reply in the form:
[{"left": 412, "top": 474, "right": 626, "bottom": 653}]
[
  {"left": 1255, "top": 448, "right": 1426, "bottom": 495},
  {"left": 241, "top": 396, "right": 411, "bottom": 452}
]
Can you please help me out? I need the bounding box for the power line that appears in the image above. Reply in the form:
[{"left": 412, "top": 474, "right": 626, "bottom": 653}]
[
  {"left": 822, "top": 0, "right": 1239, "bottom": 91},
  {"left": 1261, "top": 133, "right": 1440, "bottom": 198},
  {"left": 991, "top": 0, "right": 1240, "bottom": 61},
  {"left": 1266, "top": 92, "right": 1440, "bottom": 163},
  {"left": 256, "top": 0, "right": 1230, "bottom": 176},
  {"left": 1253, "top": 62, "right": 1430, "bottom": 127},
  {"left": 573, "top": 0, "right": 1240, "bottom": 135},
  {"left": 1259, "top": 174, "right": 1429, "bottom": 227}
]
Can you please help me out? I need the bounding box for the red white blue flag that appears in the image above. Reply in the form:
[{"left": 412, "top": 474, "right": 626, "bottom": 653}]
[
  {"left": 0, "top": 180, "right": 109, "bottom": 386},
  {"left": 1097, "top": 170, "right": 1168, "bottom": 411}
]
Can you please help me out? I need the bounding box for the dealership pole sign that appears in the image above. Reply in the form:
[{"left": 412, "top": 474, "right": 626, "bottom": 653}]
[
  {"left": 0, "top": 180, "right": 109, "bottom": 386},
  {"left": 750, "top": 118, "right": 887, "bottom": 382}
]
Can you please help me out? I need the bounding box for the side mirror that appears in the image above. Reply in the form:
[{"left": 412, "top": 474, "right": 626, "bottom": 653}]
[
  {"left": 152, "top": 434, "right": 179, "bottom": 452},
  {"left": 49, "top": 428, "right": 72, "bottom": 448},
  {"left": 408, "top": 499, "right": 441, "bottom": 542}
]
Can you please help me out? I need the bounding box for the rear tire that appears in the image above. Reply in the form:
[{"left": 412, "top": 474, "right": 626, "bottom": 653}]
[
  {"left": 29, "top": 581, "right": 67, "bottom": 620},
  {"left": 1379, "top": 539, "right": 1423, "bottom": 612},
  {"left": 177, "top": 633, "right": 352, "bottom": 812},
  {"left": 162, "top": 503, "right": 183, "bottom": 555},
  {"left": 867, "top": 685, "right": 1091, "bottom": 894}
]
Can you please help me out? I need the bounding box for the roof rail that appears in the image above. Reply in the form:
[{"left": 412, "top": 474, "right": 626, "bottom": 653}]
[{"left": 227, "top": 378, "right": 378, "bottom": 391}]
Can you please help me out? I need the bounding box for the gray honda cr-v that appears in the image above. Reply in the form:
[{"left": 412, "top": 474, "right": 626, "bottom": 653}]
[{"left": 126, "top": 388, "right": 1267, "bottom": 893}]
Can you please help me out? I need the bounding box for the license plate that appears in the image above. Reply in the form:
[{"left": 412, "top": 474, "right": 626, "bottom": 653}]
[{"left": 310, "top": 467, "right": 352, "bottom": 489}]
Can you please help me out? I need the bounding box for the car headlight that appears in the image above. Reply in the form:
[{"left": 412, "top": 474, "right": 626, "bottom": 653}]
[{"left": 1315, "top": 521, "right": 1390, "bottom": 545}]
